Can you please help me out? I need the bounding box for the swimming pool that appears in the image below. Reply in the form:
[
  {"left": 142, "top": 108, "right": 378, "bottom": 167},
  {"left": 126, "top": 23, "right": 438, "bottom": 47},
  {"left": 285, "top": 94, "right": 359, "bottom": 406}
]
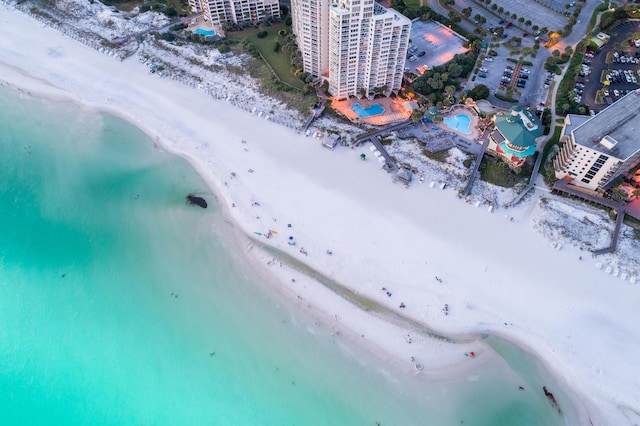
[
  {"left": 443, "top": 114, "right": 472, "bottom": 134},
  {"left": 194, "top": 28, "right": 216, "bottom": 37},
  {"left": 351, "top": 103, "right": 385, "bottom": 118}
]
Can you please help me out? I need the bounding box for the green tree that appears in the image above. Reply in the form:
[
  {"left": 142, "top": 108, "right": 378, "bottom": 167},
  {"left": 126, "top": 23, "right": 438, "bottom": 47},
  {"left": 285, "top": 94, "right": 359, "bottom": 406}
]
[
  {"left": 525, "top": 19, "right": 532, "bottom": 28},
  {"left": 468, "top": 84, "right": 490, "bottom": 100},
  {"left": 462, "top": 7, "right": 472, "bottom": 17}
]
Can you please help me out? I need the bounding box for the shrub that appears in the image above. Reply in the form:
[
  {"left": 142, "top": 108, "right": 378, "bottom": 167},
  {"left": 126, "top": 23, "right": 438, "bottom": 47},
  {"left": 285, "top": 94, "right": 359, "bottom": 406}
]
[
  {"left": 494, "top": 93, "right": 518, "bottom": 103},
  {"left": 257, "top": 31, "right": 268, "bottom": 38},
  {"left": 468, "top": 84, "right": 490, "bottom": 100}
]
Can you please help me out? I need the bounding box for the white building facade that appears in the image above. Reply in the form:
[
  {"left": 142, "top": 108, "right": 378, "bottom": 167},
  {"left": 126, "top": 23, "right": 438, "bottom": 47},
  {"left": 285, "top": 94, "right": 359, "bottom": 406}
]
[
  {"left": 292, "top": 0, "right": 411, "bottom": 99},
  {"left": 291, "top": 0, "right": 330, "bottom": 80},
  {"left": 554, "top": 90, "right": 640, "bottom": 191},
  {"left": 189, "top": 0, "right": 280, "bottom": 25}
]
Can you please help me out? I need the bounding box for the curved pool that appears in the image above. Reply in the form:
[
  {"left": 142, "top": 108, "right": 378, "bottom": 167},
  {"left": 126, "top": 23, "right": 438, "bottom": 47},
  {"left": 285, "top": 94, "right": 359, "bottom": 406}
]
[{"left": 443, "top": 114, "right": 472, "bottom": 134}]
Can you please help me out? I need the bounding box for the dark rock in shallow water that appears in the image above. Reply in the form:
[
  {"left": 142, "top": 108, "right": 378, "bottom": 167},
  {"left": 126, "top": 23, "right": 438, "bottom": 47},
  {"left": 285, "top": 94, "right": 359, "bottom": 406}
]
[{"left": 186, "top": 194, "right": 208, "bottom": 208}]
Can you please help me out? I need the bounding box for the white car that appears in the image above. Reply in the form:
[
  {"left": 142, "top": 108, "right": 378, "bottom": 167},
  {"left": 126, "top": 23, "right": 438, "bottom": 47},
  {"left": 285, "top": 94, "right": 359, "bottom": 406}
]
[
  {"left": 614, "top": 89, "right": 620, "bottom": 97},
  {"left": 484, "top": 57, "right": 493, "bottom": 62}
]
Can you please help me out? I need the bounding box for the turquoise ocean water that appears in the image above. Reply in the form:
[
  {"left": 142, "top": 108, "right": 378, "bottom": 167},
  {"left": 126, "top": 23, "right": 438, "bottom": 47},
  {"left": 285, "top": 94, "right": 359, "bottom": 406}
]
[{"left": 0, "top": 88, "right": 577, "bottom": 425}]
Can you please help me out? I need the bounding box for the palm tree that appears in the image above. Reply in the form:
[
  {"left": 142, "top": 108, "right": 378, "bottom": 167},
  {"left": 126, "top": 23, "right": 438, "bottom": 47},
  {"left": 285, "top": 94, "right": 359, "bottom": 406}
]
[
  {"left": 498, "top": 6, "right": 504, "bottom": 14},
  {"left": 540, "top": 26, "right": 549, "bottom": 35},
  {"left": 532, "top": 24, "right": 539, "bottom": 33},
  {"left": 525, "top": 19, "right": 532, "bottom": 28},
  {"left": 518, "top": 17, "right": 525, "bottom": 25}
]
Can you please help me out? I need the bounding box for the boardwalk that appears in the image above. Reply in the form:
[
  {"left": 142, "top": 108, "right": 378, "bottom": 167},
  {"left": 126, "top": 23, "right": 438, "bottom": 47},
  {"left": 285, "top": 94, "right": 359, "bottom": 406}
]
[
  {"left": 509, "top": 140, "right": 548, "bottom": 206},
  {"left": 552, "top": 177, "right": 626, "bottom": 255},
  {"left": 460, "top": 135, "right": 490, "bottom": 198},
  {"left": 112, "top": 13, "right": 203, "bottom": 45},
  {"left": 354, "top": 120, "right": 412, "bottom": 173}
]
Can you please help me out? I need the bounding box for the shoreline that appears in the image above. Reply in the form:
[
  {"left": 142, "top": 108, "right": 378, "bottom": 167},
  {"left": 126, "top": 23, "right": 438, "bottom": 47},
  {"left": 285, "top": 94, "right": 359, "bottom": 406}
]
[
  {"left": 2, "top": 2, "right": 638, "bottom": 423},
  {"left": 0, "top": 74, "right": 590, "bottom": 423}
]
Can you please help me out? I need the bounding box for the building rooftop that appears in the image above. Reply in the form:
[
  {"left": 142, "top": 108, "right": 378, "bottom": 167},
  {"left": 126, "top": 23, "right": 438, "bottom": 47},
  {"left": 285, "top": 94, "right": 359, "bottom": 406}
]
[
  {"left": 571, "top": 89, "right": 640, "bottom": 160},
  {"left": 494, "top": 106, "right": 542, "bottom": 148},
  {"left": 562, "top": 114, "right": 591, "bottom": 139}
]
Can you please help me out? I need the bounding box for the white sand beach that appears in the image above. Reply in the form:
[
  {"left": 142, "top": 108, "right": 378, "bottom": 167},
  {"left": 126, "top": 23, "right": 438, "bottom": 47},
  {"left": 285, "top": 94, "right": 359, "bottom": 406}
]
[{"left": 2, "top": 3, "right": 639, "bottom": 424}]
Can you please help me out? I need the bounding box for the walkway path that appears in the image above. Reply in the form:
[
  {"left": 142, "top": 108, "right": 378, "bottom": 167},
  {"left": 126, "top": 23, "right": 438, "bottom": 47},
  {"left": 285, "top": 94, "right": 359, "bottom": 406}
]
[
  {"left": 460, "top": 133, "right": 490, "bottom": 197},
  {"left": 552, "top": 177, "right": 626, "bottom": 255},
  {"left": 354, "top": 120, "right": 413, "bottom": 173},
  {"left": 113, "top": 12, "right": 203, "bottom": 45}
]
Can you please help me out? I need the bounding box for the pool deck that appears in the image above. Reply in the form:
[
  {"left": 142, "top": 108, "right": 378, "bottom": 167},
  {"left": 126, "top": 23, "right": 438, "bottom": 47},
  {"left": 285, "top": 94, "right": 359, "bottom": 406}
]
[
  {"left": 186, "top": 17, "right": 223, "bottom": 39},
  {"left": 396, "top": 105, "right": 483, "bottom": 154},
  {"left": 441, "top": 105, "right": 482, "bottom": 140},
  {"left": 332, "top": 97, "right": 415, "bottom": 125}
]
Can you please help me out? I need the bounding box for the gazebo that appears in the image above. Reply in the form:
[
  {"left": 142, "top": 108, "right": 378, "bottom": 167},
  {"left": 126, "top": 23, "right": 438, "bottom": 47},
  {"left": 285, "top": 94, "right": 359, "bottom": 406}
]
[
  {"left": 423, "top": 106, "right": 442, "bottom": 122},
  {"left": 397, "top": 168, "right": 413, "bottom": 184}
]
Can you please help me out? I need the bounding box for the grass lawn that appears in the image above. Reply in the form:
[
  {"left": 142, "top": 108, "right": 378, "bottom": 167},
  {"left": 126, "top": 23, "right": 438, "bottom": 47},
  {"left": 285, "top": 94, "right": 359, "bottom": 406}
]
[
  {"left": 404, "top": 0, "right": 421, "bottom": 9},
  {"left": 539, "top": 125, "right": 563, "bottom": 178},
  {"left": 227, "top": 24, "right": 306, "bottom": 90}
]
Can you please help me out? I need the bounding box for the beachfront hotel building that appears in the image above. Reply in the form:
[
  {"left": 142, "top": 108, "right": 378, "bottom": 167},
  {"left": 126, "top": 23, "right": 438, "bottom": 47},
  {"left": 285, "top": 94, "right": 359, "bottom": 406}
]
[
  {"left": 554, "top": 89, "right": 640, "bottom": 191},
  {"left": 188, "top": 0, "right": 280, "bottom": 25},
  {"left": 291, "top": 0, "right": 411, "bottom": 100},
  {"left": 290, "top": 0, "right": 330, "bottom": 80},
  {"left": 487, "top": 106, "right": 543, "bottom": 169}
]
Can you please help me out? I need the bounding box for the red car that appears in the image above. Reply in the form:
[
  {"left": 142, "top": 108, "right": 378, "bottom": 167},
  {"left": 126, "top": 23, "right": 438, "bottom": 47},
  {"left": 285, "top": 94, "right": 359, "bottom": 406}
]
[
  {"left": 522, "top": 33, "right": 528, "bottom": 37},
  {"left": 505, "top": 22, "right": 512, "bottom": 28}
]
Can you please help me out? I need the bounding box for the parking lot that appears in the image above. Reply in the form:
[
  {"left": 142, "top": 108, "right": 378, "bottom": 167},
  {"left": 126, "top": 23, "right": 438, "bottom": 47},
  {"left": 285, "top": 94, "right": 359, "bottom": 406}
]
[
  {"left": 481, "top": 0, "right": 568, "bottom": 33},
  {"left": 453, "top": 0, "right": 567, "bottom": 39},
  {"left": 405, "top": 20, "right": 469, "bottom": 75},
  {"left": 580, "top": 21, "right": 640, "bottom": 112},
  {"left": 471, "top": 43, "right": 549, "bottom": 108}
]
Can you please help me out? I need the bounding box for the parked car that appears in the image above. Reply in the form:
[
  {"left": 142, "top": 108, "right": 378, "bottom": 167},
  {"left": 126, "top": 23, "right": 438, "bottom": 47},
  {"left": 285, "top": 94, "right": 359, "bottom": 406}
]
[
  {"left": 484, "top": 57, "right": 493, "bottom": 62},
  {"left": 418, "top": 51, "right": 426, "bottom": 57}
]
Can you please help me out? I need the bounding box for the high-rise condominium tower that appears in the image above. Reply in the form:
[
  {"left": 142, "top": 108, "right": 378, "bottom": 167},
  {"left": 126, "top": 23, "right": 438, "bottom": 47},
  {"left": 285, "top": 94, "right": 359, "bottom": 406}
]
[
  {"left": 189, "top": 0, "right": 280, "bottom": 25},
  {"left": 292, "top": 0, "right": 411, "bottom": 99}
]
